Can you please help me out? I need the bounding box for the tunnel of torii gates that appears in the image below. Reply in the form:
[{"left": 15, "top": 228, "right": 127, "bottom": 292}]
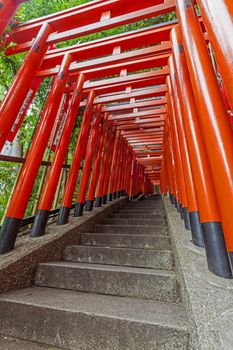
[{"left": 0, "top": 0, "right": 232, "bottom": 279}]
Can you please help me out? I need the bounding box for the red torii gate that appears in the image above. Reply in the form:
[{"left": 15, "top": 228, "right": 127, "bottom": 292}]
[{"left": 0, "top": 0, "right": 233, "bottom": 281}]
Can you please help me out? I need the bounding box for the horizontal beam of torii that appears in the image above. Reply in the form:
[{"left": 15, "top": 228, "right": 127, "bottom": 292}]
[
  {"left": 135, "top": 147, "right": 162, "bottom": 151},
  {"left": 114, "top": 119, "right": 165, "bottom": 128},
  {"left": 126, "top": 135, "right": 164, "bottom": 141},
  {"left": 130, "top": 141, "right": 162, "bottom": 149},
  {"left": 117, "top": 122, "right": 164, "bottom": 130},
  {"left": 8, "top": 0, "right": 175, "bottom": 53},
  {"left": 36, "top": 44, "right": 171, "bottom": 78},
  {"left": 109, "top": 108, "right": 166, "bottom": 120},
  {"left": 78, "top": 68, "right": 169, "bottom": 95},
  {"left": 136, "top": 152, "right": 162, "bottom": 157},
  {"left": 87, "top": 86, "right": 167, "bottom": 104},
  {"left": 104, "top": 97, "right": 167, "bottom": 112},
  {"left": 122, "top": 128, "right": 164, "bottom": 136},
  {"left": 129, "top": 140, "right": 163, "bottom": 145},
  {"left": 39, "top": 21, "right": 174, "bottom": 70},
  {"left": 137, "top": 157, "right": 162, "bottom": 161},
  {"left": 37, "top": 53, "right": 170, "bottom": 81}
]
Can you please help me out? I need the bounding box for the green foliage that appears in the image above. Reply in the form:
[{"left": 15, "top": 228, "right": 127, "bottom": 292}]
[
  {"left": 0, "top": 162, "right": 19, "bottom": 221},
  {"left": 17, "top": 0, "right": 90, "bottom": 21}
]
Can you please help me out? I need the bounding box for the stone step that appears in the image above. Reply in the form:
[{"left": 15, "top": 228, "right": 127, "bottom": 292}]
[
  {"left": 124, "top": 201, "right": 164, "bottom": 208},
  {"left": 94, "top": 224, "right": 168, "bottom": 235},
  {"left": 118, "top": 208, "right": 164, "bottom": 213},
  {"left": 0, "top": 336, "right": 62, "bottom": 349},
  {"left": 114, "top": 210, "right": 165, "bottom": 215},
  {"left": 103, "top": 218, "right": 166, "bottom": 226},
  {"left": 0, "top": 287, "right": 189, "bottom": 350},
  {"left": 81, "top": 232, "right": 171, "bottom": 250},
  {"left": 112, "top": 213, "right": 166, "bottom": 219},
  {"left": 123, "top": 202, "right": 163, "bottom": 205},
  {"left": 126, "top": 200, "right": 162, "bottom": 205},
  {"left": 35, "top": 262, "right": 179, "bottom": 302},
  {"left": 63, "top": 245, "right": 173, "bottom": 270}
]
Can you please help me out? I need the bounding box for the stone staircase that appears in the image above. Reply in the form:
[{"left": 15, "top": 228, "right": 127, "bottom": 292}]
[{"left": 0, "top": 196, "right": 189, "bottom": 349}]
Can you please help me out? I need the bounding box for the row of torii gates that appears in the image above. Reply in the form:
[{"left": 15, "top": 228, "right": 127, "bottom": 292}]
[{"left": 0, "top": 0, "right": 233, "bottom": 279}]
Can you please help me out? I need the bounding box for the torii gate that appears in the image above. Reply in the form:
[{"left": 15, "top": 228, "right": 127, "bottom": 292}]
[{"left": 0, "top": 0, "right": 233, "bottom": 281}]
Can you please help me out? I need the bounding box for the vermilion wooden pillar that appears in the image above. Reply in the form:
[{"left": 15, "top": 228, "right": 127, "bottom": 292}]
[
  {"left": 86, "top": 113, "right": 109, "bottom": 211},
  {"left": 165, "top": 110, "right": 179, "bottom": 208},
  {"left": 0, "top": 0, "right": 19, "bottom": 37},
  {"left": 0, "top": 53, "right": 72, "bottom": 253},
  {"left": 176, "top": 0, "right": 233, "bottom": 276},
  {"left": 0, "top": 23, "right": 52, "bottom": 152},
  {"left": 113, "top": 137, "right": 124, "bottom": 198},
  {"left": 196, "top": 0, "right": 233, "bottom": 110},
  {"left": 74, "top": 104, "right": 103, "bottom": 217},
  {"left": 108, "top": 131, "right": 121, "bottom": 201},
  {"left": 30, "top": 74, "right": 85, "bottom": 237},
  {"left": 166, "top": 81, "right": 189, "bottom": 218},
  {"left": 119, "top": 142, "right": 129, "bottom": 196},
  {"left": 57, "top": 90, "right": 95, "bottom": 224},
  {"left": 123, "top": 146, "right": 132, "bottom": 196},
  {"left": 129, "top": 159, "right": 136, "bottom": 199},
  {"left": 116, "top": 140, "right": 125, "bottom": 197},
  {"left": 126, "top": 152, "right": 133, "bottom": 196},
  {"left": 169, "top": 56, "right": 200, "bottom": 236},
  {"left": 112, "top": 136, "right": 123, "bottom": 199},
  {"left": 95, "top": 126, "right": 116, "bottom": 206},
  {"left": 171, "top": 25, "right": 232, "bottom": 277},
  {"left": 164, "top": 115, "right": 176, "bottom": 204}
]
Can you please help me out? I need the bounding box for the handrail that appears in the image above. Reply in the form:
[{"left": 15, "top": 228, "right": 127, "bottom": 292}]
[{"left": 0, "top": 155, "right": 71, "bottom": 169}]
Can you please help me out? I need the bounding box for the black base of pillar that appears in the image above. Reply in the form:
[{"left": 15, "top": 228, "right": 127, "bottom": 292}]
[
  {"left": 121, "top": 190, "right": 126, "bottom": 196},
  {"left": 102, "top": 195, "right": 107, "bottom": 205},
  {"left": 169, "top": 193, "right": 175, "bottom": 205},
  {"left": 174, "top": 198, "right": 178, "bottom": 209},
  {"left": 95, "top": 197, "right": 102, "bottom": 207},
  {"left": 0, "top": 217, "right": 22, "bottom": 254},
  {"left": 117, "top": 191, "right": 121, "bottom": 198},
  {"left": 57, "top": 206, "right": 70, "bottom": 225},
  {"left": 189, "top": 211, "right": 204, "bottom": 247},
  {"left": 229, "top": 253, "right": 233, "bottom": 271},
  {"left": 183, "top": 207, "right": 191, "bottom": 230},
  {"left": 74, "top": 202, "right": 85, "bottom": 217},
  {"left": 108, "top": 193, "right": 113, "bottom": 202},
  {"left": 180, "top": 205, "right": 184, "bottom": 219},
  {"left": 202, "top": 222, "right": 232, "bottom": 279},
  {"left": 85, "top": 200, "right": 94, "bottom": 211},
  {"left": 177, "top": 201, "right": 181, "bottom": 213},
  {"left": 113, "top": 192, "right": 117, "bottom": 199},
  {"left": 30, "top": 210, "right": 50, "bottom": 237}
]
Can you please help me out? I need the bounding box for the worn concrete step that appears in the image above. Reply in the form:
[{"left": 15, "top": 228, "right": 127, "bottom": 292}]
[
  {"left": 125, "top": 200, "right": 163, "bottom": 208},
  {"left": 124, "top": 201, "right": 164, "bottom": 208},
  {"left": 0, "top": 287, "right": 189, "bottom": 350},
  {"left": 113, "top": 210, "right": 166, "bottom": 218},
  {"left": 0, "top": 336, "right": 62, "bottom": 349},
  {"left": 63, "top": 245, "right": 173, "bottom": 270},
  {"left": 124, "top": 204, "right": 164, "bottom": 209},
  {"left": 112, "top": 213, "right": 166, "bottom": 219},
  {"left": 103, "top": 218, "right": 166, "bottom": 226},
  {"left": 124, "top": 201, "right": 163, "bottom": 205},
  {"left": 94, "top": 224, "right": 168, "bottom": 235},
  {"left": 81, "top": 232, "right": 171, "bottom": 250},
  {"left": 35, "top": 262, "right": 179, "bottom": 302},
  {"left": 118, "top": 208, "right": 164, "bottom": 213}
]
